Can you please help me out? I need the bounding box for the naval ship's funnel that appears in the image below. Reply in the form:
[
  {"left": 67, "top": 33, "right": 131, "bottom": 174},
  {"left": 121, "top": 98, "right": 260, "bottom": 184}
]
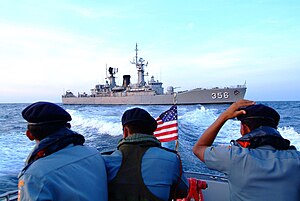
[{"left": 123, "top": 75, "right": 131, "bottom": 87}]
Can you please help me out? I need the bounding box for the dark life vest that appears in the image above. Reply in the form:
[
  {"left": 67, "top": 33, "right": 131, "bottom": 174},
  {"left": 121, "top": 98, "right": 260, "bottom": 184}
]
[
  {"left": 233, "top": 126, "right": 296, "bottom": 150},
  {"left": 108, "top": 141, "right": 173, "bottom": 201}
]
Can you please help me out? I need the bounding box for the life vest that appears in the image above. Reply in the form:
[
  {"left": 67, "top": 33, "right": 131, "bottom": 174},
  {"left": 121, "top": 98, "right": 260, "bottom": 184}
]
[
  {"left": 233, "top": 126, "right": 296, "bottom": 150},
  {"left": 108, "top": 141, "right": 176, "bottom": 201}
]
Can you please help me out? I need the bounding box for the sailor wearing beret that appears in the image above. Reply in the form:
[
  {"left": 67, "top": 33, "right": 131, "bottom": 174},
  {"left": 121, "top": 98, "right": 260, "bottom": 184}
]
[
  {"left": 103, "top": 107, "right": 188, "bottom": 201},
  {"left": 18, "top": 102, "right": 108, "bottom": 201},
  {"left": 193, "top": 99, "right": 300, "bottom": 201}
]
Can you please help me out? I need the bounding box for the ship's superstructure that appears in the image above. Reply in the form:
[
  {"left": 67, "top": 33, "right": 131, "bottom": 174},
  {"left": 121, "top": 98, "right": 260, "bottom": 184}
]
[{"left": 62, "top": 44, "right": 246, "bottom": 105}]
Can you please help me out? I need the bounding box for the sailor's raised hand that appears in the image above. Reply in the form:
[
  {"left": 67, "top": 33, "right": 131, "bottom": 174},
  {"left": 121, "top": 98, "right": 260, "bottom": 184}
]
[{"left": 222, "top": 99, "right": 255, "bottom": 120}]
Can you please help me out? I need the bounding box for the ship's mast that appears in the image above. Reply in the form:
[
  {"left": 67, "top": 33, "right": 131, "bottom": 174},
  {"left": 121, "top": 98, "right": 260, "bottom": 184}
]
[
  {"left": 131, "top": 43, "right": 147, "bottom": 86},
  {"left": 135, "top": 43, "right": 138, "bottom": 65},
  {"left": 107, "top": 66, "right": 117, "bottom": 88}
]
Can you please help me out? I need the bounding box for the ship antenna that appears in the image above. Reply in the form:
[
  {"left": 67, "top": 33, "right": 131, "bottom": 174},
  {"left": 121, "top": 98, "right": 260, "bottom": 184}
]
[
  {"left": 130, "top": 43, "right": 139, "bottom": 67},
  {"left": 130, "top": 43, "right": 147, "bottom": 86},
  {"left": 105, "top": 64, "right": 107, "bottom": 79},
  {"left": 135, "top": 43, "right": 138, "bottom": 65}
]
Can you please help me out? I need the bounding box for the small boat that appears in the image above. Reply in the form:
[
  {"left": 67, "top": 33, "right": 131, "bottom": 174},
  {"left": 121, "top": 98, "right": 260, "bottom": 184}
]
[{"left": 0, "top": 172, "right": 229, "bottom": 201}]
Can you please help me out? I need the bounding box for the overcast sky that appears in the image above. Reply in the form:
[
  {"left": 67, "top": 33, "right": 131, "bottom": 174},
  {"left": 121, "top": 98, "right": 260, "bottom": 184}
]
[{"left": 0, "top": 0, "right": 299, "bottom": 103}]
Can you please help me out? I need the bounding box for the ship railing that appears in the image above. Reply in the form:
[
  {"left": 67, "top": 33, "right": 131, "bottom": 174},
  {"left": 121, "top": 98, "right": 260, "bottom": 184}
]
[{"left": 0, "top": 190, "right": 18, "bottom": 201}]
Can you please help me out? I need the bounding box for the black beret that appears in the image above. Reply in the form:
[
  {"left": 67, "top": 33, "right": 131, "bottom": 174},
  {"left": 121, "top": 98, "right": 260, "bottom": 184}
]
[
  {"left": 121, "top": 108, "right": 157, "bottom": 132},
  {"left": 237, "top": 104, "right": 280, "bottom": 127},
  {"left": 22, "top": 102, "right": 71, "bottom": 125}
]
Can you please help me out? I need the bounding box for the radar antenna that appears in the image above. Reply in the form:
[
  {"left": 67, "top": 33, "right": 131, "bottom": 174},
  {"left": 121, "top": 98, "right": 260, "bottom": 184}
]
[
  {"left": 106, "top": 66, "right": 118, "bottom": 88},
  {"left": 130, "top": 43, "right": 148, "bottom": 86}
]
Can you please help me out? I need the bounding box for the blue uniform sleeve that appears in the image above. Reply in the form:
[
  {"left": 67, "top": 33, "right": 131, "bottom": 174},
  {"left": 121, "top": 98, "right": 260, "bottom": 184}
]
[
  {"left": 204, "top": 145, "right": 234, "bottom": 175},
  {"left": 168, "top": 153, "right": 188, "bottom": 198},
  {"left": 18, "top": 174, "right": 52, "bottom": 201},
  {"left": 102, "top": 150, "right": 122, "bottom": 182}
]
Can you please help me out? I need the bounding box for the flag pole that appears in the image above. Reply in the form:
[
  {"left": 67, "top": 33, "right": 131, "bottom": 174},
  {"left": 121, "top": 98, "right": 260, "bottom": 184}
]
[{"left": 173, "top": 92, "right": 179, "bottom": 152}]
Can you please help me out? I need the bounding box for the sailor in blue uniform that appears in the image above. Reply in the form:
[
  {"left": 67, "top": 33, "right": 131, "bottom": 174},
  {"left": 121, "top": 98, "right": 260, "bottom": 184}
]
[
  {"left": 103, "top": 107, "right": 189, "bottom": 201},
  {"left": 193, "top": 100, "right": 300, "bottom": 201},
  {"left": 18, "top": 102, "right": 108, "bottom": 201}
]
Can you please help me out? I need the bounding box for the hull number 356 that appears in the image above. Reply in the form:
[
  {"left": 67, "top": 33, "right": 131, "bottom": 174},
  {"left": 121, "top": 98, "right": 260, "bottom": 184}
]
[{"left": 212, "top": 92, "right": 229, "bottom": 99}]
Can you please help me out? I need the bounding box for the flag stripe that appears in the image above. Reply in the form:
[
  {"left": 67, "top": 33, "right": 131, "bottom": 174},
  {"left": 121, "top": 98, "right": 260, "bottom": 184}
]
[
  {"left": 156, "top": 119, "right": 177, "bottom": 126},
  {"left": 156, "top": 133, "right": 178, "bottom": 139},
  {"left": 154, "top": 130, "right": 178, "bottom": 137},
  {"left": 155, "top": 122, "right": 178, "bottom": 132},
  {"left": 157, "top": 136, "right": 178, "bottom": 143},
  {"left": 154, "top": 125, "right": 178, "bottom": 134},
  {"left": 157, "top": 134, "right": 178, "bottom": 139}
]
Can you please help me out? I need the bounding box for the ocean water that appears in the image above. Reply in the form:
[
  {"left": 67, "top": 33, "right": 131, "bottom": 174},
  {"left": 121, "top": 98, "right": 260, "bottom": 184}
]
[{"left": 0, "top": 101, "right": 300, "bottom": 194}]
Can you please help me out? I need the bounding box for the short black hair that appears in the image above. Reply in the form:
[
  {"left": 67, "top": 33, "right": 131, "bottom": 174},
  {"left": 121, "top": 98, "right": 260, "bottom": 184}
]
[
  {"left": 124, "top": 121, "right": 154, "bottom": 135},
  {"left": 241, "top": 118, "right": 277, "bottom": 131},
  {"left": 27, "top": 122, "right": 68, "bottom": 141}
]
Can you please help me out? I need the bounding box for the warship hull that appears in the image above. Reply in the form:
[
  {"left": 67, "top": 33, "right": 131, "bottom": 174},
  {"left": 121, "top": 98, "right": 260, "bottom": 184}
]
[
  {"left": 62, "top": 86, "right": 246, "bottom": 105},
  {"left": 62, "top": 44, "right": 246, "bottom": 105}
]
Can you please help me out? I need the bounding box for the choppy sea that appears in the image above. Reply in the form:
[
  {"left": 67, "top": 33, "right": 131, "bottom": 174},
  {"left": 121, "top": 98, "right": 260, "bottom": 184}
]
[{"left": 1, "top": 101, "right": 300, "bottom": 194}]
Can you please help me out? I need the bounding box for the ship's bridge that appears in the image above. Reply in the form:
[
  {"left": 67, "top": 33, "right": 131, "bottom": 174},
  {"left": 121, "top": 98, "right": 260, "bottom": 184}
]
[{"left": 148, "top": 76, "right": 164, "bottom": 95}]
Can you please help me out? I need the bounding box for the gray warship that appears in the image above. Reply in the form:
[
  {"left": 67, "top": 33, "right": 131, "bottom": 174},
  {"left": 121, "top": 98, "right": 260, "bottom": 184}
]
[{"left": 62, "top": 44, "right": 246, "bottom": 105}]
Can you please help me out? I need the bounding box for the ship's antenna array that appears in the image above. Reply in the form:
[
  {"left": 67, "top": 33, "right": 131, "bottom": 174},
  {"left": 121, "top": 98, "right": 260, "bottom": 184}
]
[
  {"left": 135, "top": 43, "right": 138, "bottom": 65},
  {"left": 105, "top": 64, "right": 108, "bottom": 79},
  {"left": 130, "top": 43, "right": 148, "bottom": 86},
  {"left": 130, "top": 43, "right": 139, "bottom": 66}
]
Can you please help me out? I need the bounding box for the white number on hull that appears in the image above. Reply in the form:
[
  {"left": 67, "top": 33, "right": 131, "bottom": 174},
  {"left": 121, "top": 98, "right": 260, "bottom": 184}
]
[{"left": 212, "top": 92, "right": 229, "bottom": 99}]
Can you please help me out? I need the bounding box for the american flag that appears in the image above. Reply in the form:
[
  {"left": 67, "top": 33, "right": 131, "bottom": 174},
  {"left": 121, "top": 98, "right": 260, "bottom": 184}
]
[{"left": 154, "top": 105, "right": 178, "bottom": 142}]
